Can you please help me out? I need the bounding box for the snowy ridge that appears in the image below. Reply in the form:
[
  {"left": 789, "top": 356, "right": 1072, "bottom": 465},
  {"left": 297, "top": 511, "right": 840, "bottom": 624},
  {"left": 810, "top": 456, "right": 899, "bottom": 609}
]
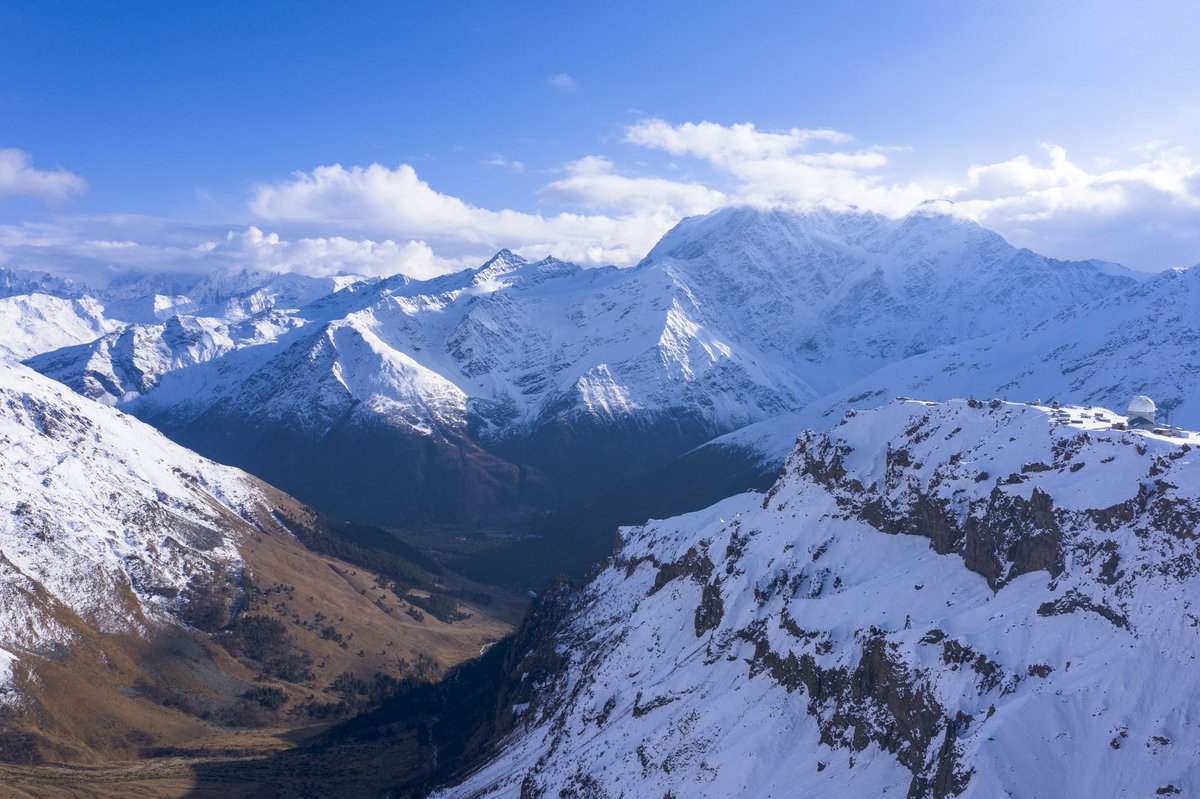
[
  {"left": 0, "top": 294, "right": 119, "bottom": 361},
  {"left": 860, "top": 263, "right": 1200, "bottom": 425},
  {"left": 28, "top": 312, "right": 308, "bottom": 405},
  {"left": 0, "top": 267, "right": 81, "bottom": 300},
  {"left": 0, "top": 359, "right": 269, "bottom": 701},
  {"left": 443, "top": 399, "right": 1200, "bottom": 798},
  {"left": 641, "top": 207, "right": 1138, "bottom": 394},
  {"left": 26, "top": 208, "right": 1138, "bottom": 446},
  {"left": 697, "top": 260, "right": 1200, "bottom": 469},
  {"left": 121, "top": 249, "right": 816, "bottom": 440}
]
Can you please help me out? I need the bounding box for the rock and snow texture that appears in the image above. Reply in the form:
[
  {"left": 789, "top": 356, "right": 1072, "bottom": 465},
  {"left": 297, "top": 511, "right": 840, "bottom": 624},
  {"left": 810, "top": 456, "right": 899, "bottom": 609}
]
[
  {"left": 0, "top": 359, "right": 264, "bottom": 701},
  {"left": 639, "top": 207, "right": 1136, "bottom": 395},
  {"left": 1, "top": 266, "right": 363, "bottom": 367},
  {"left": 25, "top": 208, "right": 1139, "bottom": 446},
  {"left": 766, "top": 261, "right": 1200, "bottom": 443},
  {"left": 0, "top": 294, "right": 119, "bottom": 361},
  {"left": 443, "top": 400, "right": 1200, "bottom": 798},
  {"left": 17, "top": 206, "right": 1195, "bottom": 531}
]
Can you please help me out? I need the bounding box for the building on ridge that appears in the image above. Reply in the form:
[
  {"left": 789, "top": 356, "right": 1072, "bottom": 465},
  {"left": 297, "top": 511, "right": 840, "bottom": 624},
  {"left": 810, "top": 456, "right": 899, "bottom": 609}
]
[{"left": 1127, "top": 395, "right": 1157, "bottom": 430}]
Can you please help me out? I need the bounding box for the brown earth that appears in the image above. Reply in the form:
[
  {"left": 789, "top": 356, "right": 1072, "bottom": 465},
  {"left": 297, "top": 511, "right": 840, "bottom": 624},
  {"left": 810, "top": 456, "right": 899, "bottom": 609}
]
[{"left": 0, "top": 480, "right": 523, "bottom": 797}]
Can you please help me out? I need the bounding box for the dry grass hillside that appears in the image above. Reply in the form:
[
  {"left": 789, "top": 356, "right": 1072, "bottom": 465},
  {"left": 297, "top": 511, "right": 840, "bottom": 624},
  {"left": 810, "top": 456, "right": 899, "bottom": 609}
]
[{"left": 0, "top": 479, "right": 522, "bottom": 798}]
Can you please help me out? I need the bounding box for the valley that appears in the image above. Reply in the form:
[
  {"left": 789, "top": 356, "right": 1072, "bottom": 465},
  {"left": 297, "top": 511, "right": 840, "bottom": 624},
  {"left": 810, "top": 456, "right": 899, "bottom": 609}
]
[
  {"left": 8, "top": 8, "right": 1199, "bottom": 796},
  {"left": 1, "top": 206, "right": 1197, "bottom": 797}
]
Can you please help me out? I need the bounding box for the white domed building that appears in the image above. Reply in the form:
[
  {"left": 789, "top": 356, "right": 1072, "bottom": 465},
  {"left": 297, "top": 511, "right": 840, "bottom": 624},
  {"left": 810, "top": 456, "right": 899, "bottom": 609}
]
[{"left": 1127, "top": 395, "right": 1157, "bottom": 430}]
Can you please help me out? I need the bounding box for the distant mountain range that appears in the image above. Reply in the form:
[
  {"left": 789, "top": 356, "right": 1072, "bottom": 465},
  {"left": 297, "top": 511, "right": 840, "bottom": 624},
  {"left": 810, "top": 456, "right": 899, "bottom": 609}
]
[
  {"left": 16, "top": 207, "right": 1174, "bottom": 563},
  {"left": 3, "top": 206, "right": 1200, "bottom": 794}
]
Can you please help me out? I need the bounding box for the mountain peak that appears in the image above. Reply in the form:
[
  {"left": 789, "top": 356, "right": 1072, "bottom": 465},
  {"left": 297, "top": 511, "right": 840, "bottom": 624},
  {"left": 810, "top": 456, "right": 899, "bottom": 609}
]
[
  {"left": 0, "top": 266, "right": 82, "bottom": 299},
  {"left": 469, "top": 248, "right": 530, "bottom": 285}
]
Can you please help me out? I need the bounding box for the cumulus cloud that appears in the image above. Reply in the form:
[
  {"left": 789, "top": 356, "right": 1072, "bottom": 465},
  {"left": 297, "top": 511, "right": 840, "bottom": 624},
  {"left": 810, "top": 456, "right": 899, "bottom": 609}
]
[
  {"left": 0, "top": 148, "right": 87, "bottom": 201},
  {"left": 210, "top": 227, "right": 470, "bottom": 279},
  {"left": 620, "top": 119, "right": 1200, "bottom": 267},
  {"left": 238, "top": 127, "right": 914, "bottom": 273},
  {"left": 238, "top": 125, "right": 1200, "bottom": 272},
  {"left": 248, "top": 162, "right": 680, "bottom": 266},
  {"left": 624, "top": 118, "right": 926, "bottom": 215},
  {"left": 538, "top": 155, "right": 725, "bottom": 215},
  {"left": 950, "top": 143, "right": 1200, "bottom": 221},
  {"left": 625, "top": 119, "right": 851, "bottom": 166},
  {"left": 945, "top": 143, "right": 1200, "bottom": 267}
]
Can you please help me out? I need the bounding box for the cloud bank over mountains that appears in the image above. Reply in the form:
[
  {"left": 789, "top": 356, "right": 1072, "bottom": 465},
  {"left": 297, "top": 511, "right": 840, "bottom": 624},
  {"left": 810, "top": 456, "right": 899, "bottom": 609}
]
[{"left": 3, "top": 119, "right": 1200, "bottom": 284}]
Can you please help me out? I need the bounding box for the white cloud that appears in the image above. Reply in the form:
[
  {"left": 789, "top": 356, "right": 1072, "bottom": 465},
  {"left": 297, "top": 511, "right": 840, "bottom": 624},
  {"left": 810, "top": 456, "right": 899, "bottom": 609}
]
[
  {"left": 625, "top": 119, "right": 852, "bottom": 166},
  {"left": 621, "top": 119, "right": 1200, "bottom": 267},
  {"left": 237, "top": 127, "right": 1200, "bottom": 272},
  {"left": 950, "top": 143, "right": 1200, "bottom": 221},
  {"left": 5, "top": 122, "right": 1200, "bottom": 283},
  {"left": 538, "top": 155, "right": 725, "bottom": 215},
  {"left": 248, "top": 161, "right": 678, "bottom": 267},
  {"left": 0, "top": 217, "right": 474, "bottom": 284},
  {"left": 0, "top": 148, "right": 87, "bottom": 201},
  {"left": 484, "top": 156, "right": 526, "bottom": 171},
  {"left": 546, "top": 73, "right": 578, "bottom": 92},
  {"left": 237, "top": 125, "right": 918, "bottom": 274},
  {"left": 213, "top": 227, "right": 470, "bottom": 280},
  {"left": 944, "top": 143, "right": 1200, "bottom": 267},
  {"left": 624, "top": 118, "right": 925, "bottom": 215}
]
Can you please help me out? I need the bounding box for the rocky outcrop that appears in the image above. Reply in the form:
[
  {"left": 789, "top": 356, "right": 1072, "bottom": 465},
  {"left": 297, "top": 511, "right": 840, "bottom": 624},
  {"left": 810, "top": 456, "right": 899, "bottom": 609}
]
[
  {"left": 740, "top": 624, "right": 971, "bottom": 799},
  {"left": 438, "top": 399, "right": 1200, "bottom": 799}
]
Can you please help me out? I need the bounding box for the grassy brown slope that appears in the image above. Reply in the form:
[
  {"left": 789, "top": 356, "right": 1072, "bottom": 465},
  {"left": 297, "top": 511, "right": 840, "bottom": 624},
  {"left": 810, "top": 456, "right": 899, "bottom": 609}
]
[{"left": 0, "top": 480, "right": 520, "bottom": 797}]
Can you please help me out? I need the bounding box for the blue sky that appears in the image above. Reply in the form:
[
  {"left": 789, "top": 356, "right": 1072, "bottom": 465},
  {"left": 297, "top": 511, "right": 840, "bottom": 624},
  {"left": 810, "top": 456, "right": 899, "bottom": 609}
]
[{"left": 3, "top": 0, "right": 1200, "bottom": 280}]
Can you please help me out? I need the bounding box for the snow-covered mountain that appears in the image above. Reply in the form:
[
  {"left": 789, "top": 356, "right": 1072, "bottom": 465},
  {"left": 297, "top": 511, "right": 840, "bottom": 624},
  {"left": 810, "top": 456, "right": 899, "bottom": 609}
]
[
  {"left": 0, "top": 293, "right": 118, "bottom": 360},
  {"left": 0, "top": 358, "right": 509, "bottom": 763},
  {"left": 23, "top": 208, "right": 1140, "bottom": 530},
  {"left": 0, "top": 267, "right": 81, "bottom": 299},
  {"left": 640, "top": 207, "right": 1137, "bottom": 394},
  {"left": 439, "top": 399, "right": 1200, "bottom": 798},
  {"left": 0, "top": 361, "right": 254, "bottom": 673},
  {"left": 0, "top": 264, "right": 365, "bottom": 365},
  {"left": 707, "top": 259, "right": 1200, "bottom": 470},
  {"left": 822, "top": 262, "right": 1200, "bottom": 423}
]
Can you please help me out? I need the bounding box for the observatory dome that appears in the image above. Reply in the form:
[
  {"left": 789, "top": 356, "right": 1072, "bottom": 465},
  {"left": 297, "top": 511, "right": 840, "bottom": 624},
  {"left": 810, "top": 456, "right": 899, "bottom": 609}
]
[{"left": 1128, "top": 395, "right": 1157, "bottom": 417}]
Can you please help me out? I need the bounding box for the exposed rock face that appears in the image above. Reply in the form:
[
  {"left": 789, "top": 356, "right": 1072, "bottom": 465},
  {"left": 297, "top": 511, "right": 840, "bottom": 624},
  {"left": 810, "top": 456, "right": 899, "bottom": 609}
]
[
  {"left": 799, "top": 424, "right": 1066, "bottom": 589},
  {"left": 436, "top": 399, "right": 1200, "bottom": 798}
]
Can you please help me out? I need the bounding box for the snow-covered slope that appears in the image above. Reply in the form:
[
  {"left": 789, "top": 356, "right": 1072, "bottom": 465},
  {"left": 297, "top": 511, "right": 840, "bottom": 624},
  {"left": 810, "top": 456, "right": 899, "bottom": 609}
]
[
  {"left": 22, "top": 209, "right": 1139, "bottom": 529},
  {"left": 820, "top": 263, "right": 1200, "bottom": 425},
  {"left": 27, "top": 311, "right": 307, "bottom": 404},
  {"left": 641, "top": 207, "right": 1138, "bottom": 395},
  {"left": 0, "top": 359, "right": 261, "bottom": 696},
  {"left": 443, "top": 399, "right": 1200, "bottom": 798},
  {"left": 93, "top": 267, "right": 368, "bottom": 324},
  {"left": 33, "top": 209, "right": 1138, "bottom": 437},
  {"left": 0, "top": 357, "right": 515, "bottom": 764},
  {"left": 46, "top": 247, "right": 818, "bottom": 438},
  {"left": 708, "top": 260, "right": 1200, "bottom": 470},
  {"left": 0, "top": 267, "right": 81, "bottom": 300},
  {"left": 0, "top": 294, "right": 120, "bottom": 360}
]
